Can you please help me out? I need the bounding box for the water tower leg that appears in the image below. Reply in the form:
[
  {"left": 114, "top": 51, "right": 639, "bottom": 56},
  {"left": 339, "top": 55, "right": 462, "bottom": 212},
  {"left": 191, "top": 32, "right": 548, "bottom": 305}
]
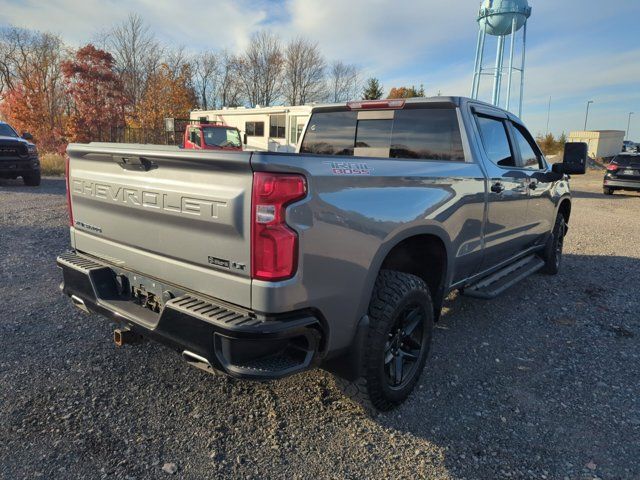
[
  {"left": 471, "top": 29, "right": 483, "bottom": 98},
  {"left": 518, "top": 22, "right": 528, "bottom": 117},
  {"left": 505, "top": 17, "right": 517, "bottom": 112},
  {"left": 492, "top": 35, "right": 506, "bottom": 107}
]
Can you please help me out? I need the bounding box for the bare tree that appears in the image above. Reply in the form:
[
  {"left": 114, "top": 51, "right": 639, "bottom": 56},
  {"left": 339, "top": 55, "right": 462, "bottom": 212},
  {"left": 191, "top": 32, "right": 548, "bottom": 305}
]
[
  {"left": 236, "top": 31, "right": 283, "bottom": 107},
  {"left": 283, "top": 37, "right": 325, "bottom": 105},
  {"left": 192, "top": 51, "right": 219, "bottom": 110},
  {"left": 327, "top": 61, "right": 360, "bottom": 103},
  {"left": 218, "top": 51, "right": 242, "bottom": 107},
  {"left": 102, "top": 13, "right": 163, "bottom": 116}
]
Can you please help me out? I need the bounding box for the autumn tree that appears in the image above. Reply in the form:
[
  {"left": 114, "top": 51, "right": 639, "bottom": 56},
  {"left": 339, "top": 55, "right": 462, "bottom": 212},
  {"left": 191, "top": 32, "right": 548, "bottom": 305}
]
[
  {"left": 283, "top": 37, "right": 325, "bottom": 105},
  {"left": 136, "top": 63, "right": 196, "bottom": 135},
  {"left": 61, "top": 44, "right": 125, "bottom": 143},
  {"left": 362, "top": 77, "right": 383, "bottom": 100},
  {"left": 327, "top": 61, "right": 360, "bottom": 102},
  {"left": 0, "top": 27, "right": 66, "bottom": 152},
  {"left": 387, "top": 85, "right": 425, "bottom": 99}
]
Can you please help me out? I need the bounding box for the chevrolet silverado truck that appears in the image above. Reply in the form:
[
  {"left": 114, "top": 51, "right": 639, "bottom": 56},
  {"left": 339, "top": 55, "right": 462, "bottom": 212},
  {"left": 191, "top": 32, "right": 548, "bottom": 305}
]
[
  {"left": 57, "top": 97, "right": 586, "bottom": 411},
  {"left": 0, "top": 121, "right": 41, "bottom": 186}
]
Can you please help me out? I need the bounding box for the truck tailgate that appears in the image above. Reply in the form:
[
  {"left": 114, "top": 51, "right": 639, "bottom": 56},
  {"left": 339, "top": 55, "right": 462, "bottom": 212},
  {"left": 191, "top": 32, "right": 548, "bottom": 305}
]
[{"left": 67, "top": 143, "right": 253, "bottom": 308}]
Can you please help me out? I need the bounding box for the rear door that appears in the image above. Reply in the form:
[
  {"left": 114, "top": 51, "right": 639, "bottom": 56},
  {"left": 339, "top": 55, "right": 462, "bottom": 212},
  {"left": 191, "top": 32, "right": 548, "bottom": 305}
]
[
  {"left": 67, "top": 144, "right": 253, "bottom": 307},
  {"left": 472, "top": 109, "right": 532, "bottom": 268}
]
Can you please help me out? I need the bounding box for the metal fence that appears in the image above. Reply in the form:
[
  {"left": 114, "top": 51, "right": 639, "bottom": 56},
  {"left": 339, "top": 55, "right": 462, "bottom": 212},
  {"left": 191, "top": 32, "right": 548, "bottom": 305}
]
[{"left": 91, "top": 119, "right": 192, "bottom": 145}]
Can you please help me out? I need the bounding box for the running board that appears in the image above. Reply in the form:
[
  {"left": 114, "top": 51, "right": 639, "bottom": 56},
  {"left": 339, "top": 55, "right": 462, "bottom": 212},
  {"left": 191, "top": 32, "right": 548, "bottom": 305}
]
[{"left": 462, "top": 255, "right": 545, "bottom": 299}]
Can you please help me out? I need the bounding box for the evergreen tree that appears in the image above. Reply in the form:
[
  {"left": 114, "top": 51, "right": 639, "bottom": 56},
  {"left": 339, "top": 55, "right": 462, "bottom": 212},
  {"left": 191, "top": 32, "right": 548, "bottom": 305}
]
[{"left": 362, "top": 77, "right": 383, "bottom": 100}]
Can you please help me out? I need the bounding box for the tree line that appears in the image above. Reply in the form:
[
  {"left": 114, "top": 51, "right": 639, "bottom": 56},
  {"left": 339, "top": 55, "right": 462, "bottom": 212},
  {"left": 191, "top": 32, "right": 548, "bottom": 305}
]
[{"left": 0, "top": 14, "right": 365, "bottom": 153}]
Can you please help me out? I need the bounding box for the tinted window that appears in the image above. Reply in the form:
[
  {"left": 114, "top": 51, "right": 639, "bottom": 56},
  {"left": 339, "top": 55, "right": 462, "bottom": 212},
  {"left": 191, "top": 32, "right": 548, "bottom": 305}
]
[
  {"left": 512, "top": 123, "right": 543, "bottom": 169},
  {"left": 203, "top": 127, "right": 241, "bottom": 147},
  {"left": 356, "top": 119, "right": 392, "bottom": 148},
  {"left": 189, "top": 128, "right": 201, "bottom": 146},
  {"left": 391, "top": 109, "right": 464, "bottom": 161},
  {"left": 246, "top": 121, "right": 265, "bottom": 137},
  {"left": 300, "top": 108, "right": 464, "bottom": 160},
  {"left": 475, "top": 116, "right": 515, "bottom": 167},
  {"left": 269, "top": 114, "right": 286, "bottom": 138},
  {"left": 300, "top": 111, "right": 357, "bottom": 156},
  {"left": 0, "top": 124, "right": 18, "bottom": 137},
  {"left": 613, "top": 155, "right": 639, "bottom": 166}
]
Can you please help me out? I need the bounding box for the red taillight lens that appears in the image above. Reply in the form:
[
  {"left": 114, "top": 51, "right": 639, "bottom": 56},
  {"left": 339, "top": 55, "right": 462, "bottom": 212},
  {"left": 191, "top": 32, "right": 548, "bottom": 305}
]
[
  {"left": 251, "top": 172, "right": 307, "bottom": 281},
  {"left": 606, "top": 163, "right": 619, "bottom": 171},
  {"left": 65, "top": 154, "right": 74, "bottom": 227}
]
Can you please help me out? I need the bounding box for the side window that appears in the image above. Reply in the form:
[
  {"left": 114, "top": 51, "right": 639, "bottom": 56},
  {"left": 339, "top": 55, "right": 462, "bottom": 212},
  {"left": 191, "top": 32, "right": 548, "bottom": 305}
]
[
  {"left": 475, "top": 116, "right": 516, "bottom": 168},
  {"left": 269, "top": 114, "right": 286, "bottom": 138},
  {"left": 189, "top": 128, "right": 201, "bottom": 146},
  {"left": 512, "top": 123, "right": 543, "bottom": 170},
  {"left": 246, "top": 121, "right": 265, "bottom": 137}
]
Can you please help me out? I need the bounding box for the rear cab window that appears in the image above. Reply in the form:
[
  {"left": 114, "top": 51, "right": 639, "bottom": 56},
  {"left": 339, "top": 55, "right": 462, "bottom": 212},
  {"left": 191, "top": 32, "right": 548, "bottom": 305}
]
[{"left": 300, "top": 106, "right": 465, "bottom": 161}]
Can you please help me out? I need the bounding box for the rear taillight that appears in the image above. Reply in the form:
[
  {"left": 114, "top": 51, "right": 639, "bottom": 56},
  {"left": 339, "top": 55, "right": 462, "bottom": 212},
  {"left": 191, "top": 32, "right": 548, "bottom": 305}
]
[
  {"left": 606, "top": 163, "right": 619, "bottom": 171},
  {"left": 251, "top": 172, "right": 307, "bottom": 281},
  {"left": 65, "top": 155, "right": 74, "bottom": 226}
]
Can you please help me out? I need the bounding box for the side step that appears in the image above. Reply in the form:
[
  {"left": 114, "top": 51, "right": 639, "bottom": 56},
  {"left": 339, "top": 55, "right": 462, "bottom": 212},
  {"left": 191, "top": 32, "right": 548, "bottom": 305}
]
[{"left": 462, "top": 255, "right": 545, "bottom": 299}]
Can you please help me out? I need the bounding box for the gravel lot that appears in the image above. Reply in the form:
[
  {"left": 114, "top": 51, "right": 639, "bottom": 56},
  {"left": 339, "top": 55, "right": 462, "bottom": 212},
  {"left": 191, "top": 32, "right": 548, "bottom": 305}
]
[{"left": 1, "top": 172, "right": 639, "bottom": 480}]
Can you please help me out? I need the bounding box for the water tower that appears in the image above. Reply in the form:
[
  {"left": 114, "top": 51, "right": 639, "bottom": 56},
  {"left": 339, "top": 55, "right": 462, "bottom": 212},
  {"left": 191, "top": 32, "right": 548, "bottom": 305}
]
[{"left": 471, "top": 0, "right": 532, "bottom": 116}]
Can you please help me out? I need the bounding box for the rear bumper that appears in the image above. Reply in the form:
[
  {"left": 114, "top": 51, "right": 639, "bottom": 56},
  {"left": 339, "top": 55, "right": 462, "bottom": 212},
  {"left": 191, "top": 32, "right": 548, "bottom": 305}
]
[
  {"left": 603, "top": 178, "right": 640, "bottom": 190},
  {"left": 0, "top": 158, "right": 39, "bottom": 175},
  {"left": 57, "top": 251, "right": 323, "bottom": 380}
]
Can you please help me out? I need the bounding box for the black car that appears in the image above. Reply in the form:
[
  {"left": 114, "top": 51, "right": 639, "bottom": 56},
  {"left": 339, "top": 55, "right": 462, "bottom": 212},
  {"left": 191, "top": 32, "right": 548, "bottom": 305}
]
[
  {"left": 0, "top": 121, "right": 41, "bottom": 186},
  {"left": 604, "top": 154, "right": 640, "bottom": 195}
]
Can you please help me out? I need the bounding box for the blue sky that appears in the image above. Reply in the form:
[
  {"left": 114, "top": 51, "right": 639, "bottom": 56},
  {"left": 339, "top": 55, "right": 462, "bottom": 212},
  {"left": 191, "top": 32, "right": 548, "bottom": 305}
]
[{"left": 2, "top": 0, "right": 639, "bottom": 139}]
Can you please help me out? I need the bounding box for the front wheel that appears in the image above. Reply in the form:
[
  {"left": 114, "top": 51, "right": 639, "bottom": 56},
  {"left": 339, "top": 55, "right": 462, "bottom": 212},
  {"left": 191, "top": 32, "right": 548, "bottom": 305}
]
[
  {"left": 336, "top": 270, "right": 434, "bottom": 412},
  {"left": 23, "top": 170, "right": 41, "bottom": 187},
  {"left": 603, "top": 187, "right": 614, "bottom": 195},
  {"left": 541, "top": 214, "right": 566, "bottom": 275}
]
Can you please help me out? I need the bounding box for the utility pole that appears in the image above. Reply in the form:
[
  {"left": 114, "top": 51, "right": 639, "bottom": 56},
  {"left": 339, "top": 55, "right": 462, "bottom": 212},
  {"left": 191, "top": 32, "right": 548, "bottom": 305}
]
[
  {"left": 584, "top": 100, "right": 594, "bottom": 131},
  {"left": 627, "top": 112, "right": 634, "bottom": 141},
  {"left": 545, "top": 96, "right": 551, "bottom": 135}
]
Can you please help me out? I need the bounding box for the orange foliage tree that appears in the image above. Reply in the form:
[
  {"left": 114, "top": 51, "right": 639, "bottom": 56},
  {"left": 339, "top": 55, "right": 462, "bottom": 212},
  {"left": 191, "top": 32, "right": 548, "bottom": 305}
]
[
  {"left": 135, "top": 63, "right": 196, "bottom": 134},
  {"left": 61, "top": 44, "right": 125, "bottom": 143},
  {"left": 387, "top": 85, "right": 425, "bottom": 99}
]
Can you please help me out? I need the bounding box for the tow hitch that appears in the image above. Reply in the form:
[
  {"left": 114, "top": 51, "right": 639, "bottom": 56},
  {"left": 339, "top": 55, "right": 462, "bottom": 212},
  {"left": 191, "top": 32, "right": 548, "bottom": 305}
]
[{"left": 114, "top": 327, "right": 143, "bottom": 347}]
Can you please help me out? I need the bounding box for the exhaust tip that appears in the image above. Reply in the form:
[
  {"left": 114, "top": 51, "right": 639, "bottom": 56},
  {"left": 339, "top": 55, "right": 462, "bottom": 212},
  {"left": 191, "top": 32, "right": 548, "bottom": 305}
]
[
  {"left": 114, "top": 327, "right": 142, "bottom": 347},
  {"left": 182, "top": 350, "right": 214, "bottom": 374}
]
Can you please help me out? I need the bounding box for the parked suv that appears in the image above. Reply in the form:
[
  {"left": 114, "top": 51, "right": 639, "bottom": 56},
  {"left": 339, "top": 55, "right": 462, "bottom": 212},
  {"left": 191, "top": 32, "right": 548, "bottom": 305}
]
[
  {"left": 604, "top": 154, "right": 640, "bottom": 195},
  {"left": 57, "top": 97, "right": 586, "bottom": 411},
  {"left": 0, "top": 121, "right": 41, "bottom": 186}
]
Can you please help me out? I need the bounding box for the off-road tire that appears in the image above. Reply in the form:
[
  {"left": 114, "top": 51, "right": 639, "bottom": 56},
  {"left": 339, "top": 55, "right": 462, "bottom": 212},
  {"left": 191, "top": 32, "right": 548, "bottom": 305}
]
[
  {"left": 336, "top": 270, "right": 434, "bottom": 412},
  {"left": 22, "top": 170, "right": 41, "bottom": 187},
  {"left": 541, "top": 214, "right": 566, "bottom": 275}
]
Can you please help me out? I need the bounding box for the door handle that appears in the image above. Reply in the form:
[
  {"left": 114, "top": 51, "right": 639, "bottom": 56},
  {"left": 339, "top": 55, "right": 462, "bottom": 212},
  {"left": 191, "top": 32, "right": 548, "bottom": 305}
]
[{"left": 491, "top": 182, "right": 505, "bottom": 193}]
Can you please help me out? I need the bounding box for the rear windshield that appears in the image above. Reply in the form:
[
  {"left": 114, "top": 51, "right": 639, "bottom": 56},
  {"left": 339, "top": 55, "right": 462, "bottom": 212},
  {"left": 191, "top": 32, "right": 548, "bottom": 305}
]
[
  {"left": 203, "top": 127, "right": 241, "bottom": 148},
  {"left": 0, "top": 124, "right": 18, "bottom": 137},
  {"left": 300, "top": 108, "right": 465, "bottom": 161},
  {"left": 613, "top": 155, "right": 640, "bottom": 166}
]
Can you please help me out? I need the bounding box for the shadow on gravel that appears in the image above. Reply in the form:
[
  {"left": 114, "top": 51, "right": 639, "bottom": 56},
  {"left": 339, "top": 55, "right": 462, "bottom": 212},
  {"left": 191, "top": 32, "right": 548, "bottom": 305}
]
[
  {"left": 0, "top": 177, "right": 65, "bottom": 195},
  {"left": 372, "top": 253, "right": 640, "bottom": 478},
  {"left": 571, "top": 189, "right": 640, "bottom": 199}
]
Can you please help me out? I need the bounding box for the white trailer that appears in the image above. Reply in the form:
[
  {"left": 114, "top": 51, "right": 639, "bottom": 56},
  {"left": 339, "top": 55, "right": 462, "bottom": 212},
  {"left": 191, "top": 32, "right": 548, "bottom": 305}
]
[{"left": 190, "top": 105, "right": 312, "bottom": 152}]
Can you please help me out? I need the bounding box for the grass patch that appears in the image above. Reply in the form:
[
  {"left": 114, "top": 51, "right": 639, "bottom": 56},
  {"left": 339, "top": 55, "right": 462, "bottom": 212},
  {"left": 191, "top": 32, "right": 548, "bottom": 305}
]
[{"left": 40, "top": 153, "right": 65, "bottom": 176}]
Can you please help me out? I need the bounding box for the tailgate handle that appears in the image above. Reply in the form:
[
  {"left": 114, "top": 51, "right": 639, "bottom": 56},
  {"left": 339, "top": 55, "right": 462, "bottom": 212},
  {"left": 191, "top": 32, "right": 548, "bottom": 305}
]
[{"left": 114, "top": 155, "right": 156, "bottom": 171}]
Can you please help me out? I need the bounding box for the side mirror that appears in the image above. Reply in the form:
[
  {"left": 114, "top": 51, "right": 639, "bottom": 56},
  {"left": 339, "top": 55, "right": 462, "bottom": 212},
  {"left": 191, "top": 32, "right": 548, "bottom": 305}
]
[
  {"left": 22, "top": 131, "right": 33, "bottom": 141},
  {"left": 559, "top": 142, "right": 588, "bottom": 175}
]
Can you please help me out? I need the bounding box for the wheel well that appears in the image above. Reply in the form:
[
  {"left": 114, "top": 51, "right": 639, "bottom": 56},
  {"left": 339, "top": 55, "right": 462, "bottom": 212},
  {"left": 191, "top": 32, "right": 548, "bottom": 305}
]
[
  {"left": 380, "top": 235, "right": 447, "bottom": 312},
  {"left": 558, "top": 199, "right": 571, "bottom": 224}
]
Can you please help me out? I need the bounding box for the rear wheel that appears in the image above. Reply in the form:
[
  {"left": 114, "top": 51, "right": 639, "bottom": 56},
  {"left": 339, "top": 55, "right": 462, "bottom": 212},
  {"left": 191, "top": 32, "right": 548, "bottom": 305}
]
[
  {"left": 23, "top": 170, "right": 41, "bottom": 187},
  {"left": 603, "top": 187, "right": 614, "bottom": 195},
  {"left": 337, "top": 270, "right": 434, "bottom": 412},
  {"left": 541, "top": 214, "right": 566, "bottom": 275}
]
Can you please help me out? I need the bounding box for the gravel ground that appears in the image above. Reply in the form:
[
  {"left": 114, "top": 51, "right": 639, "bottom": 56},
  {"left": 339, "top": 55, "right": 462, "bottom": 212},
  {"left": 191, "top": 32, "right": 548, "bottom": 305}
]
[{"left": 1, "top": 173, "right": 639, "bottom": 480}]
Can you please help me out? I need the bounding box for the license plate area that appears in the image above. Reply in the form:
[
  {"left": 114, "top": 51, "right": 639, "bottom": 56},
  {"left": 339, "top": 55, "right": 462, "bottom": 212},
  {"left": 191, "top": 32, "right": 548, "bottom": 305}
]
[
  {"left": 123, "top": 273, "right": 167, "bottom": 314},
  {"left": 622, "top": 169, "right": 636, "bottom": 176}
]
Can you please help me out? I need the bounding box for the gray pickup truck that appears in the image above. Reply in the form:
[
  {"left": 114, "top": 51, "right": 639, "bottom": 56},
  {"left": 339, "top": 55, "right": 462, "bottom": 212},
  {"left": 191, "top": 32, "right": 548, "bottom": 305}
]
[{"left": 57, "top": 97, "right": 586, "bottom": 411}]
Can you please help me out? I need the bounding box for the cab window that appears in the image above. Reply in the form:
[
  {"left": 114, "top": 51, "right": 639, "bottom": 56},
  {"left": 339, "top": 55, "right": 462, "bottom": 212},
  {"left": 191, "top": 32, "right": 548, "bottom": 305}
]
[
  {"left": 511, "top": 123, "right": 544, "bottom": 170},
  {"left": 189, "top": 128, "right": 201, "bottom": 146},
  {"left": 475, "top": 116, "right": 516, "bottom": 168}
]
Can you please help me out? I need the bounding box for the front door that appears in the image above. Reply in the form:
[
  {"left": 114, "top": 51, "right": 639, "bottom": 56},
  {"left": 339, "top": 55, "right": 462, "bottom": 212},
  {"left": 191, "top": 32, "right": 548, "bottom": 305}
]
[{"left": 473, "top": 112, "right": 532, "bottom": 269}]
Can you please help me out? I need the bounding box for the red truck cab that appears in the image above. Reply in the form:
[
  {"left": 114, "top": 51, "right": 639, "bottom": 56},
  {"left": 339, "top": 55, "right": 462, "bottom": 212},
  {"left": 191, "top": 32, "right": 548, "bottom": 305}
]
[{"left": 183, "top": 123, "right": 242, "bottom": 151}]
